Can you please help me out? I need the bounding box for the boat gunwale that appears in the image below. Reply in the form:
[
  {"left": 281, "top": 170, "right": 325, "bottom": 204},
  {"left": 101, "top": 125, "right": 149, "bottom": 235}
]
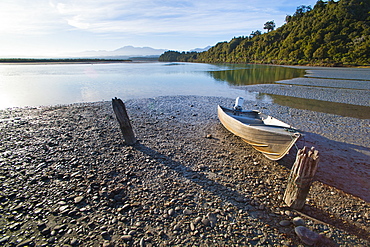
[
  {"left": 218, "top": 105, "right": 299, "bottom": 135},
  {"left": 217, "top": 105, "right": 301, "bottom": 160}
]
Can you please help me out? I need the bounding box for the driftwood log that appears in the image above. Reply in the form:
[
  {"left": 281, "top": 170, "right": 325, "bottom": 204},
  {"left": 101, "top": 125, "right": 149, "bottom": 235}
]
[
  {"left": 112, "top": 97, "right": 137, "bottom": 145},
  {"left": 283, "top": 146, "right": 319, "bottom": 210}
]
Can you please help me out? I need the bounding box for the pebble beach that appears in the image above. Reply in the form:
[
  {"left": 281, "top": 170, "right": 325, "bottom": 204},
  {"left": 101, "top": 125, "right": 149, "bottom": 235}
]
[{"left": 0, "top": 94, "right": 369, "bottom": 246}]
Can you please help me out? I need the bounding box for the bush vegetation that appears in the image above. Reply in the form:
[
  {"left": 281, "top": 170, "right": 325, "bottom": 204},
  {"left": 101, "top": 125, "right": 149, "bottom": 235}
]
[{"left": 159, "top": 0, "right": 370, "bottom": 66}]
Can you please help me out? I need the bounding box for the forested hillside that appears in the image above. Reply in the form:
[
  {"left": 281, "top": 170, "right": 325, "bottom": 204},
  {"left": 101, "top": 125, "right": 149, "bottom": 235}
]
[{"left": 159, "top": 0, "right": 370, "bottom": 66}]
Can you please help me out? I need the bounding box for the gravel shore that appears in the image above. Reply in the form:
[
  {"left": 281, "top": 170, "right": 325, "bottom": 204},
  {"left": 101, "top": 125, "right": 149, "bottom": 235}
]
[{"left": 0, "top": 95, "right": 369, "bottom": 246}]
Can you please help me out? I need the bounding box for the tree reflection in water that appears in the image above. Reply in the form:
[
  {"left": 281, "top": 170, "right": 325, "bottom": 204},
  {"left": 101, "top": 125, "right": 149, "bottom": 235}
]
[{"left": 207, "top": 65, "right": 306, "bottom": 86}]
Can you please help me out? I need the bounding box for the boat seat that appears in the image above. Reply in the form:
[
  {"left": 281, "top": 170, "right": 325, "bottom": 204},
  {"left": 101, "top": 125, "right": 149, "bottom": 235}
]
[{"left": 232, "top": 115, "right": 264, "bottom": 125}]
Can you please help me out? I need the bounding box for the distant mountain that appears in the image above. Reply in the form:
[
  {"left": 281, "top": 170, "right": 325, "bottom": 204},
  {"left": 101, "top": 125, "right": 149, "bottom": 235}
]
[
  {"left": 74, "top": 46, "right": 167, "bottom": 58},
  {"left": 69, "top": 45, "right": 212, "bottom": 60},
  {"left": 113, "top": 46, "right": 167, "bottom": 56},
  {"left": 190, "top": 46, "right": 212, "bottom": 52}
]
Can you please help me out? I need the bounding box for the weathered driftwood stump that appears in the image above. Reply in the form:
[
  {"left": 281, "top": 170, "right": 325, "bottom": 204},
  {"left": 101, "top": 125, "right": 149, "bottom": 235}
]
[
  {"left": 284, "top": 146, "right": 319, "bottom": 210},
  {"left": 112, "top": 97, "right": 137, "bottom": 145}
]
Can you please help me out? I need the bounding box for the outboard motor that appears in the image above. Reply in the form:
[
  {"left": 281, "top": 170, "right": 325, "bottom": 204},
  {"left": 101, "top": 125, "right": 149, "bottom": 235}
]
[{"left": 233, "top": 97, "right": 244, "bottom": 111}]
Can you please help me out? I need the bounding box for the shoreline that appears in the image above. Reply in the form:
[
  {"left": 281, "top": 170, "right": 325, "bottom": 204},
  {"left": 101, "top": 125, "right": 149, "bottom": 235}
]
[
  {"left": 0, "top": 95, "right": 369, "bottom": 246},
  {"left": 1, "top": 60, "right": 368, "bottom": 67},
  {"left": 0, "top": 61, "right": 133, "bottom": 65}
]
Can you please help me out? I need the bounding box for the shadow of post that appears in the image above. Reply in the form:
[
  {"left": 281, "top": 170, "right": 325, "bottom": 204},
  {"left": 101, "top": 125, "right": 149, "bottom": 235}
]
[
  {"left": 133, "top": 142, "right": 252, "bottom": 209},
  {"left": 131, "top": 142, "right": 355, "bottom": 244},
  {"left": 280, "top": 131, "right": 370, "bottom": 203},
  {"left": 130, "top": 132, "right": 370, "bottom": 244},
  {"left": 299, "top": 205, "right": 370, "bottom": 242}
]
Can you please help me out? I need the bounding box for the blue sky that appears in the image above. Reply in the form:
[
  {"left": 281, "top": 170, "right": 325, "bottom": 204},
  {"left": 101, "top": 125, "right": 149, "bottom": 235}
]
[{"left": 1, "top": 0, "right": 318, "bottom": 57}]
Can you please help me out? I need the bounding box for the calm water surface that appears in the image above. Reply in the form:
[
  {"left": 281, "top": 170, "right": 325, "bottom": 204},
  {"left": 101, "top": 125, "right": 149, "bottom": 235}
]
[
  {"left": 0, "top": 62, "right": 369, "bottom": 119},
  {"left": 0, "top": 62, "right": 303, "bottom": 109}
]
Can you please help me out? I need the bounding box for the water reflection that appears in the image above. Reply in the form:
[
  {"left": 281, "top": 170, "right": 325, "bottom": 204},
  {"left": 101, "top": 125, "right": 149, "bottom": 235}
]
[
  {"left": 268, "top": 94, "right": 370, "bottom": 119},
  {"left": 206, "top": 65, "right": 370, "bottom": 119},
  {"left": 207, "top": 65, "right": 306, "bottom": 85},
  {"left": 1, "top": 62, "right": 368, "bottom": 121},
  {"left": 1, "top": 63, "right": 277, "bottom": 109}
]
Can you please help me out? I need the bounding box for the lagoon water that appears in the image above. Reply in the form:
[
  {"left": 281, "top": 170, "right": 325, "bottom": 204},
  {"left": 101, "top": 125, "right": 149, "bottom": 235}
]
[
  {"left": 0, "top": 62, "right": 306, "bottom": 109},
  {"left": 0, "top": 62, "right": 369, "bottom": 119}
]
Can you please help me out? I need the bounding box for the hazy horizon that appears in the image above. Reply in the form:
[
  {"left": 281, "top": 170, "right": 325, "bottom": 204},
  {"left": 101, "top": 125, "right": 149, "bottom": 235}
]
[
  {"left": 0, "top": 45, "right": 212, "bottom": 59},
  {"left": 1, "top": 0, "right": 317, "bottom": 57}
]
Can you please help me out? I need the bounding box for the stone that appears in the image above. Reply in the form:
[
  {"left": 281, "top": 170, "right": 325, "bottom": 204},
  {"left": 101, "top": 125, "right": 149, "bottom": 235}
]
[
  {"left": 285, "top": 210, "right": 293, "bottom": 217},
  {"left": 70, "top": 238, "right": 79, "bottom": 246},
  {"left": 34, "top": 208, "right": 43, "bottom": 214},
  {"left": 122, "top": 204, "right": 131, "bottom": 211},
  {"left": 0, "top": 236, "right": 10, "bottom": 244},
  {"left": 12, "top": 203, "right": 24, "bottom": 212},
  {"left": 101, "top": 231, "right": 110, "bottom": 240},
  {"left": 74, "top": 196, "right": 84, "bottom": 204},
  {"left": 190, "top": 222, "right": 195, "bottom": 231},
  {"left": 54, "top": 224, "right": 66, "bottom": 231},
  {"left": 59, "top": 205, "right": 69, "bottom": 212},
  {"left": 9, "top": 222, "right": 21, "bottom": 231},
  {"left": 173, "top": 224, "right": 181, "bottom": 231},
  {"left": 194, "top": 217, "right": 202, "bottom": 225},
  {"left": 279, "top": 220, "right": 291, "bottom": 227},
  {"left": 292, "top": 217, "right": 305, "bottom": 226},
  {"left": 41, "top": 227, "right": 51, "bottom": 236},
  {"left": 102, "top": 241, "right": 112, "bottom": 247},
  {"left": 15, "top": 239, "right": 33, "bottom": 247},
  {"left": 183, "top": 208, "right": 192, "bottom": 215},
  {"left": 168, "top": 209, "right": 175, "bottom": 216},
  {"left": 295, "top": 226, "right": 320, "bottom": 245},
  {"left": 201, "top": 218, "right": 210, "bottom": 226},
  {"left": 122, "top": 235, "right": 132, "bottom": 241},
  {"left": 207, "top": 213, "right": 217, "bottom": 226},
  {"left": 139, "top": 237, "right": 146, "bottom": 247}
]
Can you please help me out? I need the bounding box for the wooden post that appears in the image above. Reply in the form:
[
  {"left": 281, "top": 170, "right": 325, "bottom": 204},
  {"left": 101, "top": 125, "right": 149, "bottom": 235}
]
[
  {"left": 283, "top": 146, "right": 319, "bottom": 210},
  {"left": 112, "top": 97, "right": 137, "bottom": 145}
]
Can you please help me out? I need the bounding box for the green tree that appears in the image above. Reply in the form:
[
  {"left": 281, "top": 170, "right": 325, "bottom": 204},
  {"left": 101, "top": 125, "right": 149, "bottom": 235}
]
[
  {"left": 160, "top": 0, "right": 370, "bottom": 66},
  {"left": 250, "top": 30, "right": 262, "bottom": 38},
  {"left": 263, "top": 21, "right": 276, "bottom": 32},
  {"left": 294, "top": 5, "right": 312, "bottom": 17}
]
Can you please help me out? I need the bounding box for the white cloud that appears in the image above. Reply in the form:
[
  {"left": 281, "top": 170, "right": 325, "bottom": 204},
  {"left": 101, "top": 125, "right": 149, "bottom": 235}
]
[
  {"left": 48, "top": 0, "right": 284, "bottom": 35},
  {"left": 0, "top": 0, "right": 64, "bottom": 34},
  {"left": 0, "top": 0, "right": 318, "bottom": 56},
  {"left": 1, "top": 0, "right": 316, "bottom": 36}
]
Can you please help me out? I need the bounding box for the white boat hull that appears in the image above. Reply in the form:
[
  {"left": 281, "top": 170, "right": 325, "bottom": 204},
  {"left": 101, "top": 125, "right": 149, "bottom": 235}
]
[{"left": 218, "top": 105, "right": 300, "bottom": 160}]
